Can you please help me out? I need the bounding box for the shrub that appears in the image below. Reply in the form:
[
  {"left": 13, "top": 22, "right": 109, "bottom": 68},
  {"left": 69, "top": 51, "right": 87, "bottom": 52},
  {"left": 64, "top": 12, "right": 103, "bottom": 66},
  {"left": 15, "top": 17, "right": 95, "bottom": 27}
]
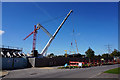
[{"left": 57, "top": 67, "right": 65, "bottom": 69}]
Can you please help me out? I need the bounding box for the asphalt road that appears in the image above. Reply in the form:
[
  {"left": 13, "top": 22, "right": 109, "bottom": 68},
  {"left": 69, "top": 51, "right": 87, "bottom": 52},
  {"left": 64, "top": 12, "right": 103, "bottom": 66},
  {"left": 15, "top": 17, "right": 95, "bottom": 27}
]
[{"left": 3, "top": 64, "right": 119, "bottom": 78}]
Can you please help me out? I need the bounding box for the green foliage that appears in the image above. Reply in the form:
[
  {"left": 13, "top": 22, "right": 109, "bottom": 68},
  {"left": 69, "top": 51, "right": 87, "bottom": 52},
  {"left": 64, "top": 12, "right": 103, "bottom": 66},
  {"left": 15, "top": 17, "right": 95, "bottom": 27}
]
[
  {"left": 69, "top": 66, "right": 74, "bottom": 68},
  {"left": 57, "top": 66, "right": 69, "bottom": 69},
  {"left": 85, "top": 47, "right": 95, "bottom": 59},
  {"left": 57, "top": 67, "right": 64, "bottom": 69},
  {"left": 66, "top": 66, "right": 69, "bottom": 68},
  {"left": 74, "top": 66, "right": 79, "bottom": 68},
  {"left": 110, "top": 49, "right": 120, "bottom": 57},
  {"left": 102, "top": 53, "right": 110, "bottom": 58},
  {"left": 69, "top": 66, "right": 79, "bottom": 68},
  {"left": 74, "top": 54, "right": 82, "bottom": 58},
  {"left": 82, "top": 64, "right": 89, "bottom": 67},
  {"left": 98, "top": 55, "right": 101, "bottom": 57},
  {"left": 47, "top": 53, "right": 54, "bottom": 58},
  {"left": 58, "top": 66, "right": 80, "bottom": 69},
  {"left": 85, "top": 64, "right": 88, "bottom": 67}
]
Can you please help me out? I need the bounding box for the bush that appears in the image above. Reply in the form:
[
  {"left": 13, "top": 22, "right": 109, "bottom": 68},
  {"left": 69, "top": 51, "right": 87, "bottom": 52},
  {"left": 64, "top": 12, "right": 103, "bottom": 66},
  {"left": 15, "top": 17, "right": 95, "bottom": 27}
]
[
  {"left": 74, "top": 66, "right": 79, "bottom": 68},
  {"left": 90, "top": 64, "right": 94, "bottom": 66},
  {"left": 57, "top": 67, "right": 65, "bottom": 69},
  {"left": 69, "top": 66, "right": 79, "bottom": 69},
  {"left": 70, "top": 66, "right": 75, "bottom": 69},
  {"left": 66, "top": 66, "right": 69, "bottom": 68}
]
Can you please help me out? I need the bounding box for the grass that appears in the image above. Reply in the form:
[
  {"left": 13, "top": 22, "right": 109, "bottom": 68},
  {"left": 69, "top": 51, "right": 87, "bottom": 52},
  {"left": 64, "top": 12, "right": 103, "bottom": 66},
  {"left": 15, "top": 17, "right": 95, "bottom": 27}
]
[
  {"left": 57, "top": 66, "right": 79, "bottom": 69},
  {"left": 104, "top": 67, "right": 120, "bottom": 74},
  {"left": 57, "top": 66, "right": 70, "bottom": 69}
]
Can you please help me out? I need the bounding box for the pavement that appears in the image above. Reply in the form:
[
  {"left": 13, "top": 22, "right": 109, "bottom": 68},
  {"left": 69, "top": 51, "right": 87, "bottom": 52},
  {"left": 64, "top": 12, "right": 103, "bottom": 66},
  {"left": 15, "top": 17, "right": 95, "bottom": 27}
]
[
  {"left": 0, "top": 70, "right": 8, "bottom": 78},
  {"left": 1, "top": 64, "right": 120, "bottom": 79}
]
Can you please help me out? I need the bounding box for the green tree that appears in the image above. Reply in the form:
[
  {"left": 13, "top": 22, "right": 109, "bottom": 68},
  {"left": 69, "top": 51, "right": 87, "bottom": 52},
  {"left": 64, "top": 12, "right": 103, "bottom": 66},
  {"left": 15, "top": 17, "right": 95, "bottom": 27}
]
[
  {"left": 47, "top": 53, "right": 54, "bottom": 58},
  {"left": 94, "top": 55, "right": 101, "bottom": 59},
  {"left": 98, "top": 54, "right": 101, "bottom": 58},
  {"left": 110, "top": 49, "right": 120, "bottom": 57},
  {"left": 102, "top": 53, "right": 110, "bottom": 58},
  {"left": 118, "top": 51, "right": 120, "bottom": 56},
  {"left": 85, "top": 47, "right": 95, "bottom": 59}
]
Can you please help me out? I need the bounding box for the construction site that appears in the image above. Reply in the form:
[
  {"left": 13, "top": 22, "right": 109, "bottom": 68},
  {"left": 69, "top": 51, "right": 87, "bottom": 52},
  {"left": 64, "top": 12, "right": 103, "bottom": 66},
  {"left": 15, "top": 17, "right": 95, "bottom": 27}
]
[
  {"left": 1, "top": 9, "right": 120, "bottom": 68},
  {"left": 0, "top": 2, "right": 120, "bottom": 79}
]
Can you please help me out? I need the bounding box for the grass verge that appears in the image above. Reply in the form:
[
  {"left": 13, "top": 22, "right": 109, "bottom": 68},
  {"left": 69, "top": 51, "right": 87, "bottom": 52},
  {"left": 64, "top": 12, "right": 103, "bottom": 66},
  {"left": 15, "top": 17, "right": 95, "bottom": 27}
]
[{"left": 104, "top": 67, "right": 120, "bottom": 74}]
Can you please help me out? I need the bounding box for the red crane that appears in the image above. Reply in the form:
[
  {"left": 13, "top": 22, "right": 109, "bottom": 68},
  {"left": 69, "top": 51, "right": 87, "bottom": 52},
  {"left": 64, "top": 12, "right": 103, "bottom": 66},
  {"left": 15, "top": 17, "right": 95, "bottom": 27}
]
[
  {"left": 24, "top": 25, "right": 37, "bottom": 50},
  {"left": 24, "top": 10, "right": 73, "bottom": 57},
  {"left": 24, "top": 24, "right": 52, "bottom": 57}
]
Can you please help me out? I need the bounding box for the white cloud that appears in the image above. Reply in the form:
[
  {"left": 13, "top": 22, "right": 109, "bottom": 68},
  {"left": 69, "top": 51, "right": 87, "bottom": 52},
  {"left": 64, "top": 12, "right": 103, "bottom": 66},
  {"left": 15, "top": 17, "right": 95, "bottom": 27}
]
[{"left": 0, "top": 30, "right": 5, "bottom": 35}]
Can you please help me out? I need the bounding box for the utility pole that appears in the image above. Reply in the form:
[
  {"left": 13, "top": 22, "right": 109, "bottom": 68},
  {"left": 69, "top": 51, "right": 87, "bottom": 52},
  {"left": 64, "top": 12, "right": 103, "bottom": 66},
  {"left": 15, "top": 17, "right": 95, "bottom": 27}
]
[{"left": 105, "top": 44, "right": 112, "bottom": 54}]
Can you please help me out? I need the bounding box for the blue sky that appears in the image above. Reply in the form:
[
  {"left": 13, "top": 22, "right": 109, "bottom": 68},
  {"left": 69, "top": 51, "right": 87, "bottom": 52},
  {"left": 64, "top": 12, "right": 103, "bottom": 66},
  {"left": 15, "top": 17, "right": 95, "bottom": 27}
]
[{"left": 2, "top": 2, "right": 118, "bottom": 55}]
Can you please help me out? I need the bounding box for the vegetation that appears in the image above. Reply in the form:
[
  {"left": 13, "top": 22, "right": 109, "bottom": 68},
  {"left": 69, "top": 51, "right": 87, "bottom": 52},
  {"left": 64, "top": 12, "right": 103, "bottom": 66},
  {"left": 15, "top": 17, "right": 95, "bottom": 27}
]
[
  {"left": 101, "top": 49, "right": 120, "bottom": 58},
  {"left": 47, "top": 53, "right": 54, "bottom": 58},
  {"left": 85, "top": 47, "right": 95, "bottom": 62},
  {"left": 102, "top": 53, "right": 110, "bottom": 58},
  {"left": 57, "top": 66, "right": 80, "bottom": 69},
  {"left": 82, "top": 64, "right": 89, "bottom": 67},
  {"left": 57, "top": 67, "right": 67, "bottom": 69},
  {"left": 46, "top": 48, "right": 120, "bottom": 58},
  {"left": 110, "top": 49, "right": 120, "bottom": 57},
  {"left": 104, "top": 67, "right": 120, "bottom": 74}
]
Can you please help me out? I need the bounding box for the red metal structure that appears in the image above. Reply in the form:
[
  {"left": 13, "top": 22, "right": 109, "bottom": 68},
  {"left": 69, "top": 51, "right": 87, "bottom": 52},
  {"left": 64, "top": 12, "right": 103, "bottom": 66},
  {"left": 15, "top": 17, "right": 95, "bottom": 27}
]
[
  {"left": 24, "top": 24, "right": 52, "bottom": 57},
  {"left": 24, "top": 25, "right": 37, "bottom": 51}
]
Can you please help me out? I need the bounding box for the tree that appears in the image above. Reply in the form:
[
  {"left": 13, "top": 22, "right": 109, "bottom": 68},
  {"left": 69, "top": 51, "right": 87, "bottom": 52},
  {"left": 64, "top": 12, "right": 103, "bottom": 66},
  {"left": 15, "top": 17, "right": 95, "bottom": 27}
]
[
  {"left": 102, "top": 53, "right": 110, "bottom": 58},
  {"left": 118, "top": 51, "right": 120, "bottom": 56},
  {"left": 94, "top": 55, "right": 101, "bottom": 60},
  {"left": 85, "top": 47, "right": 95, "bottom": 59},
  {"left": 74, "top": 53, "right": 82, "bottom": 58},
  {"left": 110, "top": 49, "right": 120, "bottom": 57},
  {"left": 98, "top": 54, "right": 101, "bottom": 58},
  {"left": 47, "top": 53, "right": 54, "bottom": 58}
]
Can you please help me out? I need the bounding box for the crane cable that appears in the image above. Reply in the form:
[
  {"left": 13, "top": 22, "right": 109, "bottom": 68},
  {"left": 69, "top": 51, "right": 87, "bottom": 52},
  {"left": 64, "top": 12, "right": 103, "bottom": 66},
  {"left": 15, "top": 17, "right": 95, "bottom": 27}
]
[
  {"left": 36, "top": 13, "right": 67, "bottom": 55},
  {"left": 41, "top": 13, "right": 67, "bottom": 25}
]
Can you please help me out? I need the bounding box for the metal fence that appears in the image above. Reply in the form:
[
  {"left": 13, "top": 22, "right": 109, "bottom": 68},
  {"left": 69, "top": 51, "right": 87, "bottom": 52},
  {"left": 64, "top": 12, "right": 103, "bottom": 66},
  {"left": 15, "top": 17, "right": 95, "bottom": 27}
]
[{"left": 2, "top": 57, "right": 28, "bottom": 70}]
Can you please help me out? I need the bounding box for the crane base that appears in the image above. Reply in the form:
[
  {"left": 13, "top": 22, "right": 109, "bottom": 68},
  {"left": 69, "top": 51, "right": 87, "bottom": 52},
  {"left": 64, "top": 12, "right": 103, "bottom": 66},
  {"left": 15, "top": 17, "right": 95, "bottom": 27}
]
[{"left": 31, "top": 50, "right": 38, "bottom": 57}]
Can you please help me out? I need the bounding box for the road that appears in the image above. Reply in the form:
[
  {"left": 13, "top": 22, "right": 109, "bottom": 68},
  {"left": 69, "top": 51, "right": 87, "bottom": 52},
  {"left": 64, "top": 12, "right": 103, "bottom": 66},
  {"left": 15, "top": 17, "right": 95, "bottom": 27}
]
[{"left": 2, "top": 64, "right": 119, "bottom": 78}]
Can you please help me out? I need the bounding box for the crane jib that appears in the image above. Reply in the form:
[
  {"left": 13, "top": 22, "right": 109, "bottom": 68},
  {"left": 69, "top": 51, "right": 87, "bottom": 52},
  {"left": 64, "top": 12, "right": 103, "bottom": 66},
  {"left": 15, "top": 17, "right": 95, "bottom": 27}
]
[{"left": 40, "top": 10, "right": 73, "bottom": 55}]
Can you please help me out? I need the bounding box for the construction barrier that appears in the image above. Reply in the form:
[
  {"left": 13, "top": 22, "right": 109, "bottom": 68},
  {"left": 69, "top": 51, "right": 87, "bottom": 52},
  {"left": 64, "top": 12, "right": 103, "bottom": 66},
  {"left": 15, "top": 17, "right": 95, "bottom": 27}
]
[
  {"left": 69, "top": 61, "right": 84, "bottom": 67},
  {"left": 2, "top": 57, "right": 28, "bottom": 70}
]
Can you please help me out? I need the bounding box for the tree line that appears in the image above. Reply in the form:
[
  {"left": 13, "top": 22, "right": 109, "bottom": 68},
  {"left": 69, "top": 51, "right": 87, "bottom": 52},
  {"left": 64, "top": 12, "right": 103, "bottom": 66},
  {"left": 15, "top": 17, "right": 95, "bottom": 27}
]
[{"left": 47, "top": 47, "right": 120, "bottom": 59}]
